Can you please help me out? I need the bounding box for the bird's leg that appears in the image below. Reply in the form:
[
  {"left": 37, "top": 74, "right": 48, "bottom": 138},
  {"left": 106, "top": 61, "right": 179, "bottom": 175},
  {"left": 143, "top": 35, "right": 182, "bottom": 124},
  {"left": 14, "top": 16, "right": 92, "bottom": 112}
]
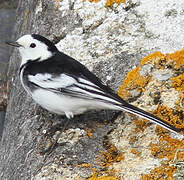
[
  {"left": 65, "top": 111, "right": 74, "bottom": 119},
  {"left": 60, "top": 112, "right": 74, "bottom": 132}
]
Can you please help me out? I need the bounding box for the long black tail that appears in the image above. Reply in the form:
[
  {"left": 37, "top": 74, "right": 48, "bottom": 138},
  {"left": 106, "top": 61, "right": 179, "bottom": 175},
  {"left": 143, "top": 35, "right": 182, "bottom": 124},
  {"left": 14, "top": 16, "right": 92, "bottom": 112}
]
[{"left": 114, "top": 101, "right": 184, "bottom": 134}]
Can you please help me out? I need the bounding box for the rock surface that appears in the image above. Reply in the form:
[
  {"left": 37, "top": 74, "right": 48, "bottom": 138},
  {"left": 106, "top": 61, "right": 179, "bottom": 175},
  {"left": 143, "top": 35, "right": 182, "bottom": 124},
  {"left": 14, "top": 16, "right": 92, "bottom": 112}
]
[
  {"left": 0, "top": 0, "right": 18, "bottom": 139},
  {"left": 0, "top": 0, "right": 184, "bottom": 179}
]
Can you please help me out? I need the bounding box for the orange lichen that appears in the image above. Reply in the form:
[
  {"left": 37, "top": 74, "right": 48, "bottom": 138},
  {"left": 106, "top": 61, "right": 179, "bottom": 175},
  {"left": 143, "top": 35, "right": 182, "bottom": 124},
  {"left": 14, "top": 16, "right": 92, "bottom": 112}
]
[
  {"left": 103, "top": 120, "right": 108, "bottom": 125},
  {"left": 155, "top": 105, "right": 184, "bottom": 129},
  {"left": 87, "top": 129, "right": 94, "bottom": 138},
  {"left": 130, "top": 149, "right": 141, "bottom": 157},
  {"left": 118, "top": 50, "right": 184, "bottom": 179},
  {"left": 84, "top": 0, "right": 101, "bottom": 3},
  {"left": 118, "top": 52, "right": 167, "bottom": 100},
  {"left": 82, "top": 0, "right": 126, "bottom": 6},
  {"left": 144, "top": 133, "right": 184, "bottom": 179},
  {"left": 77, "top": 163, "right": 92, "bottom": 168},
  {"left": 150, "top": 135, "right": 184, "bottom": 161},
  {"left": 89, "top": 173, "right": 118, "bottom": 180},
  {"left": 140, "top": 51, "right": 165, "bottom": 66},
  {"left": 142, "top": 162, "right": 177, "bottom": 180},
  {"left": 172, "top": 74, "right": 184, "bottom": 93},
  {"left": 92, "top": 138, "right": 124, "bottom": 179},
  {"left": 106, "top": 0, "right": 126, "bottom": 6},
  {"left": 90, "top": 144, "right": 124, "bottom": 179},
  {"left": 97, "top": 145, "right": 125, "bottom": 168},
  {"left": 86, "top": 50, "right": 184, "bottom": 179},
  {"left": 165, "top": 49, "right": 184, "bottom": 69},
  {"left": 119, "top": 50, "right": 184, "bottom": 130},
  {"left": 82, "top": 0, "right": 102, "bottom": 3},
  {"left": 118, "top": 66, "right": 150, "bottom": 100},
  {"left": 134, "top": 118, "right": 149, "bottom": 132},
  {"left": 118, "top": 51, "right": 166, "bottom": 100},
  {"left": 169, "top": 50, "right": 184, "bottom": 94},
  {"left": 129, "top": 136, "right": 139, "bottom": 144}
]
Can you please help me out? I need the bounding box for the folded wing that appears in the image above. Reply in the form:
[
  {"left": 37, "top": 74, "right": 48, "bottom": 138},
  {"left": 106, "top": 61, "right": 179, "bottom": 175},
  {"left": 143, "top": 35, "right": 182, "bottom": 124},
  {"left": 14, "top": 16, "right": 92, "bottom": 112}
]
[{"left": 28, "top": 73, "right": 122, "bottom": 105}]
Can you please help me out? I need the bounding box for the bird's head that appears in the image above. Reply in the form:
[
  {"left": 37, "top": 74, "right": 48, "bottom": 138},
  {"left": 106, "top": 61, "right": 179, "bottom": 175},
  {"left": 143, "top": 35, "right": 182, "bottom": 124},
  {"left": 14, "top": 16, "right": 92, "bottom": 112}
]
[{"left": 6, "top": 34, "right": 58, "bottom": 65}]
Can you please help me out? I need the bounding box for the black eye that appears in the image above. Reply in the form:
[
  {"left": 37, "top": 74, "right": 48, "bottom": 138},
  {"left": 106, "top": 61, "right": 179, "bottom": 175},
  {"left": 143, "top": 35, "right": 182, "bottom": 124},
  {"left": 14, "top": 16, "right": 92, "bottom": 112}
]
[{"left": 30, "top": 43, "right": 36, "bottom": 48}]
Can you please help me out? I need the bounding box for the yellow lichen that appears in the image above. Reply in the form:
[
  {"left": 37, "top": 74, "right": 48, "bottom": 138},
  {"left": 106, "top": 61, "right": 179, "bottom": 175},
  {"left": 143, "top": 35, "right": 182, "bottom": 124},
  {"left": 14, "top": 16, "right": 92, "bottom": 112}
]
[
  {"left": 165, "top": 49, "right": 184, "bottom": 69},
  {"left": 118, "top": 67, "right": 150, "bottom": 100},
  {"left": 118, "top": 52, "right": 166, "bottom": 100},
  {"left": 103, "top": 120, "right": 108, "bottom": 125},
  {"left": 82, "top": 0, "right": 126, "bottom": 7},
  {"left": 118, "top": 50, "right": 184, "bottom": 179},
  {"left": 77, "top": 163, "right": 92, "bottom": 168},
  {"left": 154, "top": 105, "right": 184, "bottom": 130},
  {"left": 87, "top": 129, "right": 94, "bottom": 138},
  {"left": 89, "top": 174, "right": 118, "bottom": 180},
  {"left": 142, "top": 162, "right": 177, "bottom": 180},
  {"left": 140, "top": 51, "right": 165, "bottom": 66},
  {"left": 25, "top": 9, "right": 30, "bottom": 19},
  {"left": 133, "top": 118, "right": 149, "bottom": 132},
  {"left": 92, "top": 140, "right": 124, "bottom": 178},
  {"left": 142, "top": 101, "right": 184, "bottom": 179},
  {"left": 168, "top": 50, "right": 184, "bottom": 94},
  {"left": 85, "top": 0, "right": 101, "bottom": 3},
  {"left": 129, "top": 136, "right": 139, "bottom": 144},
  {"left": 106, "top": 0, "right": 126, "bottom": 6},
  {"left": 144, "top": 133, "right": 184, "bottom": 179},
  {"left": 86, "top": 49, "right": 184, "bottom": 179},
  {"left": 96, "top": 145, "right": 125, "bottom": 168},
  {"left": 150, "top": 135, "right": 184, "bottom": 161},
  {"left": 23, "top": 9, "right": 30, "bottom": 28},
  {"left": 130, "top": 149, "right": 142, "bottom": 157},
  {"left": 172, "top": 74, "right": 184, "bottom": 93}
]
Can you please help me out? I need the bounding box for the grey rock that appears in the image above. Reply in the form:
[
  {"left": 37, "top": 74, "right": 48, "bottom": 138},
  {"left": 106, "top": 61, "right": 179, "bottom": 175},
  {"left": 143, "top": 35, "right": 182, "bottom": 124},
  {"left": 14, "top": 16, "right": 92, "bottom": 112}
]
[
  {"left": 139, "top": 64, "right": 153, "bottom": 77},
  {"left": 152, "top": 69, "right": 173, "bottom": 81},
  {"left": 0, "top": 0, "right": 183, "bottom": 179}
]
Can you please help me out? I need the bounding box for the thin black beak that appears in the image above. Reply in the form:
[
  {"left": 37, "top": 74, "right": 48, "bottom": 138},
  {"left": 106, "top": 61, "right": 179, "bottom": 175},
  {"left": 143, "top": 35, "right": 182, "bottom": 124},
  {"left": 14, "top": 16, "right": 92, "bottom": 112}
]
[{"left": 6, "top": 41, "right": 22, "bottom": 47}]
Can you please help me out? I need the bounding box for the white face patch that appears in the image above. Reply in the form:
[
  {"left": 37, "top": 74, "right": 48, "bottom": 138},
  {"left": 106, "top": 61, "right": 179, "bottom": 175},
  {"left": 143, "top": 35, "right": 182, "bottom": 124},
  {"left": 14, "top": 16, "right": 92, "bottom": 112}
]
[{"left": 16, "top": 35, "right": 53, "bottom": 65}]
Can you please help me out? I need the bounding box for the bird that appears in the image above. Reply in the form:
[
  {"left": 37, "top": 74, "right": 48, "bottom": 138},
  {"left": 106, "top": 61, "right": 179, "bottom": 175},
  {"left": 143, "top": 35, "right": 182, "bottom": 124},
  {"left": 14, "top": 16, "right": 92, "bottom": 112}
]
[{"left": 6, "top": 34, "right": 184, "bottom": 134}]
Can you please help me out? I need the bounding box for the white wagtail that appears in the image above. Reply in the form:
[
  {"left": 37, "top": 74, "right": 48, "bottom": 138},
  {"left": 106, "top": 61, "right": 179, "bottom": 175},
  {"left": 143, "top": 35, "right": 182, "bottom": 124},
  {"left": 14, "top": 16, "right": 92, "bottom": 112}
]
[{"left": 6, "top": 34, "right": 183, "bottom": 134}]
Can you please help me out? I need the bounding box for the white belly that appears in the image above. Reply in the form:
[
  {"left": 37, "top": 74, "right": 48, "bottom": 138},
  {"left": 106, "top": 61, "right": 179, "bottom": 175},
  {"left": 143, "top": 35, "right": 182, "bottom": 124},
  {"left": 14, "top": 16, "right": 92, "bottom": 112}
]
[{"left": 31, "top": 89, "right": 115, "bottom": 118}]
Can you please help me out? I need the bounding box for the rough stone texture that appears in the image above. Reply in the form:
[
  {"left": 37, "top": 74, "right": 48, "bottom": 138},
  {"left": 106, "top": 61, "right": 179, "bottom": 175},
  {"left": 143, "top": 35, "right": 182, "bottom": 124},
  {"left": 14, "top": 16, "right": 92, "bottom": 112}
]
[
  {"left": 0, "top": 0, "right": 19, "bottom": 138},
  {"left": 1, "top": 0, "right": 184, "bottom": 179},
  {"left": 0, "top": 1, "right": 122, "bottom": 179},
  {"left": 0, "top": 9, "right": 16, "bottom": 74}
]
